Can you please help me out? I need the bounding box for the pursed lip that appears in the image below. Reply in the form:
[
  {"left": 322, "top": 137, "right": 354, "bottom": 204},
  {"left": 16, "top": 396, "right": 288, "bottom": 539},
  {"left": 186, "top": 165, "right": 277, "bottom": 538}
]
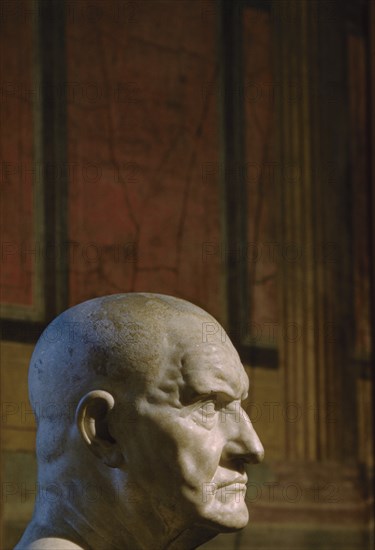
[{"left": 217, "top": 475, "right": 248, "bottom": 489}]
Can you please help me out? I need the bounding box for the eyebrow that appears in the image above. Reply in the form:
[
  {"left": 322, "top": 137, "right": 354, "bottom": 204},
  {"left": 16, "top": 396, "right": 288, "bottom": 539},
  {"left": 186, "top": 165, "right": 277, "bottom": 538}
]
[
  {"left": 217, "top": 387, "right": 249, "bottom": 402},
  {"left": 185, "top": 375, "right": 248, "bottom": 403},
  {"left": 180, "top": 348, "right": 249, "bottom": 401}
]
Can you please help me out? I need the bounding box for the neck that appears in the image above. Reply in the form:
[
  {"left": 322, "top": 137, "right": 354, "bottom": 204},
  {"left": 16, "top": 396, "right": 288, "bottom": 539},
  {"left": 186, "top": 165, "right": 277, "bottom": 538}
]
[
  {"left": 165, "top": 526, "right": 219, "bottom": 550},
  {"left": 17, "top": 480, "right": 218, "bottom": 550}
]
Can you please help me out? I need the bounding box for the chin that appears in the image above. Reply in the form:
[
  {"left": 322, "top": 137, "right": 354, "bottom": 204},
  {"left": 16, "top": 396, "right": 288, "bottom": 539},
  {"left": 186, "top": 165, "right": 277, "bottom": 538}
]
[{"left": 197, "top": 499, "right": 249, "bottom": 533}]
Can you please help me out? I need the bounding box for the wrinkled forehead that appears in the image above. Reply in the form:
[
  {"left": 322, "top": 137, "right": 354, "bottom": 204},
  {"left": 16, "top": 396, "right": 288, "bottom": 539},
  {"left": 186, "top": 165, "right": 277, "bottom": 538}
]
[
  {"left": 180, "top": 339, "right": 249, "bottom": 402},
  {"left": 138, "top": 313, "right": 249, "bottom": 404}
]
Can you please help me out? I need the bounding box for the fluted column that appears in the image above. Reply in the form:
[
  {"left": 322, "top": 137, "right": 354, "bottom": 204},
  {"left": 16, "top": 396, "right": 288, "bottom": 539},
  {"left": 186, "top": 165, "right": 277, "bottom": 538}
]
[{"left": 273, "top": 0, "right": 356, "bottom": 461}]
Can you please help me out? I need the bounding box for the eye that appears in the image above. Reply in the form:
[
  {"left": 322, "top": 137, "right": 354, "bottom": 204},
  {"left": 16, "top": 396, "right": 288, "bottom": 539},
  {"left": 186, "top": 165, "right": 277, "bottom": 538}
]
[{"left": 191, "top": 397, "right": 219, "bottom": 429}]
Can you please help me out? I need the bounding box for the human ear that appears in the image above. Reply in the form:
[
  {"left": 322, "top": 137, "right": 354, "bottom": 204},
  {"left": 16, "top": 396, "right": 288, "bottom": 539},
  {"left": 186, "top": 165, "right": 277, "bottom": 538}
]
[{"left": 75, "top": 390, "right": 124, "bottom": 468}]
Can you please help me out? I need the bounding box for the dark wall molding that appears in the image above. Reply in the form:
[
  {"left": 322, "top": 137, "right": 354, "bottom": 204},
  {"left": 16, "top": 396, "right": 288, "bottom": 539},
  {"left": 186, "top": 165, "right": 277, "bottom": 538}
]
[
  {"left": 36, "top": 0, "right": 68, "bottom": 320},
  {"left": 220, "top": 0, "right": 278, "bottom": 369},
  {"left": 1, "top": 0, "right": 68, "bottom": 327}
]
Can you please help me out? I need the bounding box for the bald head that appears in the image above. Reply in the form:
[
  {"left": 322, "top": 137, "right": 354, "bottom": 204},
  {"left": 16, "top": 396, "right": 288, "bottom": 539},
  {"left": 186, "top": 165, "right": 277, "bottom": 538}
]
[
  {"left": 19, "top": 293, "right": 263, "bottom": 550},
  {"left": 29, "top": 293, "right": 226, "bottom": 396},
  {"left": 29, "top": 293, "right": 240, "bottom": 461}
]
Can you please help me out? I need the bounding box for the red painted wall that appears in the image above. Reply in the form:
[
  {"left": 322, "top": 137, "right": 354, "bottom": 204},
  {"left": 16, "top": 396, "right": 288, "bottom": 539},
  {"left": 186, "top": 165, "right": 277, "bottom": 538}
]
[
  {"left": 66, "top": 0, "right": 224, "bottom": 320},
  {"left": 0, "top": 0, "right": 34, "bottom": 307}
]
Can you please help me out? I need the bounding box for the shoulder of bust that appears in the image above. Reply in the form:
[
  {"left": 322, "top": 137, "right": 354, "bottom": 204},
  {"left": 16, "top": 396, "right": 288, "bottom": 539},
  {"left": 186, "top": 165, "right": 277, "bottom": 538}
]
[{"left": 22, "top": 538, "right": 84, "bottom": 550}]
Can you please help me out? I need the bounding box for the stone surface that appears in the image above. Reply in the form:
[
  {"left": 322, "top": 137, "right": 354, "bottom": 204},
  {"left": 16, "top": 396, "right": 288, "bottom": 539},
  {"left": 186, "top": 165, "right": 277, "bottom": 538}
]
[
  {"left": 0, "top": 341, "right": 36, "bottom": 451},
  {"left": 15, "top": 293, "right": 264, "bottom": 550},
  {"left": 2, "top": 451, "right": 37, "bottom": 523}
]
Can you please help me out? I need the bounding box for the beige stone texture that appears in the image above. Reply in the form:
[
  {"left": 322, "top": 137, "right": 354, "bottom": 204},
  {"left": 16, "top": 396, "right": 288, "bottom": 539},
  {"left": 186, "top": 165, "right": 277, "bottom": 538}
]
[{"left": 1, "top": 342, "right": 36, "bottom": 452}]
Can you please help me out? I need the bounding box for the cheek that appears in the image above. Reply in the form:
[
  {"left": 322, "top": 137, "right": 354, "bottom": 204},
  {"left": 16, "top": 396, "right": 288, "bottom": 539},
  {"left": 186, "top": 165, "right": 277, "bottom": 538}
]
[
  {"left": 120, "top": 418, "right": 177, "bottom": 488},
  {"left": 177, "top": 431, "right": 222, "bottom": 488},
  {"left": 123, "top": 411, "right": 223, "bottom": 493}
]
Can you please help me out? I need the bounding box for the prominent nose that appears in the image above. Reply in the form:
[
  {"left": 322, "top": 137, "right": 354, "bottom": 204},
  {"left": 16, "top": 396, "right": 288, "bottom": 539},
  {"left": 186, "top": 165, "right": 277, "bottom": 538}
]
[{"left": 221, "top": 408, "right": 264, "bottom": 464}]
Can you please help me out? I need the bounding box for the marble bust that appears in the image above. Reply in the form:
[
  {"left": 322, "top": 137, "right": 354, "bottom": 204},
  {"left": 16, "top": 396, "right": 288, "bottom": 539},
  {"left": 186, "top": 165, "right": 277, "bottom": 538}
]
[{"left": 16, "top": 293, "right": 264, "bottom": 550}]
